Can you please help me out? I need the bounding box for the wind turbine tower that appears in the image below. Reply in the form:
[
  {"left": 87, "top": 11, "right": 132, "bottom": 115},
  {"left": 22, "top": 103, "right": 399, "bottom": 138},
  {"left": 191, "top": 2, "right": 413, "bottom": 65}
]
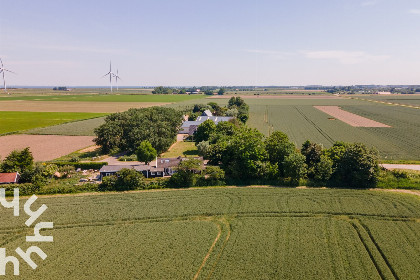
[
  {"left": 102, "top": 61, "right": 114, "bottom": 92},
  {"left": 0, "top": 58, "right": 16, "bottom": 94},
  {"left": 114, "top": 69, "right": 121, "bottom": 91}
]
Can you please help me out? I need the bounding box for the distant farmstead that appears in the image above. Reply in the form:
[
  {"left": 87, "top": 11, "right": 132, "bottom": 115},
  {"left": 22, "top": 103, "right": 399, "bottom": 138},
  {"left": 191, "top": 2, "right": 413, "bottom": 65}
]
[
  {"left": 179, "top": 116, "right": 233, "bottom": 135},
  {"left": 99, "top": 157, "right": 203, "bottom": 180}
]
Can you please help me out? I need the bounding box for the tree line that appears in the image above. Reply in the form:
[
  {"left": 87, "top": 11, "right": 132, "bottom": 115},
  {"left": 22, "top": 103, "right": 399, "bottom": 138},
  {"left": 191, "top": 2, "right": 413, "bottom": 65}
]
[{"left": 193, "top": 121, "right": 379, "bottom": 188}]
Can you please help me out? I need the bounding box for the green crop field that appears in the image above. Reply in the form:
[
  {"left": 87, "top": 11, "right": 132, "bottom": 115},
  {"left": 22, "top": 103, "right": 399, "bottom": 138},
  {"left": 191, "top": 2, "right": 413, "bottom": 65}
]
[
  {"left": 0, "top": 94, "right": 206, "bottom": 103},
  {"left": 0, "top": 111, "right": 106, "bottom": 135},
  {"left": 1, "top": 187, "right": 419, "bottom": 279},
  {"left": 244, "top": 98, "right": 420, "bottom": 160},
  {"left": 25, "top": 117, "right": 106, "bottom": 136}
]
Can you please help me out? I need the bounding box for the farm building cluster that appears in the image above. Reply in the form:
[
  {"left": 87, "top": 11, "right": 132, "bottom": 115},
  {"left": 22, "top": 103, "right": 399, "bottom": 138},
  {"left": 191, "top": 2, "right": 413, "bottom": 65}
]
[
  {"left": 179, "top": 110, "right": 233, "bottom": 136},
  {"left": 99, "top": 156, "right": 204, "bottom": 180}
]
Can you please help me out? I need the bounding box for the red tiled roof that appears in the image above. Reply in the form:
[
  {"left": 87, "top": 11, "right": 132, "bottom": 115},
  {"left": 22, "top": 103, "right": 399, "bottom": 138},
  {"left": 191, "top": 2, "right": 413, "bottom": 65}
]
[{"left": 0, "top": 173, "right": 18, "bottom": 183}]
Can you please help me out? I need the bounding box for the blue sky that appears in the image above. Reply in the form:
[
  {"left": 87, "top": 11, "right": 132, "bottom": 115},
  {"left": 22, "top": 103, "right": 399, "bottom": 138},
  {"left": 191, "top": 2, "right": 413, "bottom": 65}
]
[{"left": 1, "top": 0, "right": 420, "bottom": 86}]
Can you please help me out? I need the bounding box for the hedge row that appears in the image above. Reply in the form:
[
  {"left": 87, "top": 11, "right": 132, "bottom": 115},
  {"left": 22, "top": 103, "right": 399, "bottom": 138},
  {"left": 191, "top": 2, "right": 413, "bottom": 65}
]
[{"left": 53, "top": 162, "right": 108, "bottom": 170}]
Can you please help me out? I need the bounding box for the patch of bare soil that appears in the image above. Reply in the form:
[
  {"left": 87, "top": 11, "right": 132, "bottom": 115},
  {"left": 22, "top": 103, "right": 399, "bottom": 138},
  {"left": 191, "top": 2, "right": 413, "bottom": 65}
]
[
  {"left": 0, "top": 134, "right": 95, "bottom": 161},
  {"left": 314, "top": 106, "right": 390, "bottom": 127},
  {"left": 78, "top": 145, "right": 101, "bottom": 153},
  {"left": 372, "top": 189, "right": 420, "bottom": 198},
  {"left": 0, "top": 101, "right": 170, "bottom": 113}
]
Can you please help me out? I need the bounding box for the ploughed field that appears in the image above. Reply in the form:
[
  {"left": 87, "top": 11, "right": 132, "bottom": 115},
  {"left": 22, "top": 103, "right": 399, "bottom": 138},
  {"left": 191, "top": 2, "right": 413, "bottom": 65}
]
[
  {"left": 0, "top": 135, "right": 95, "bottom": 161},
  {"left": 1, "top": 188, "right": 419, "bottom": 279}
]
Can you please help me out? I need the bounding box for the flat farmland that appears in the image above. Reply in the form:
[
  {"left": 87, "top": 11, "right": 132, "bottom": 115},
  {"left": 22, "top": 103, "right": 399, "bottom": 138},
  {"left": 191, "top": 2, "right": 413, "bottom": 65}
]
[
  {"left": 1, "top": 188, "right": 419, "bottom": 279},
  {"left": 0, "top": 134, "right": 94, "bottom": 161},
  {"left": 351, "top": 94, "right": 420, "bottom": 107},
  {"left": 0, "top": 111, "right": 106, "bottom": 134},
  {"left": 0, "top": 101, "right": 168, "bottom": 113},
  {"left": 245, "top": 98, "right": 420, "bottom": 160},
  {"left": 0, "top": 94, "right": 206, "bottom": 102},
  {"left": 26, "top": 117, "right": 106, "bottom": 136}
]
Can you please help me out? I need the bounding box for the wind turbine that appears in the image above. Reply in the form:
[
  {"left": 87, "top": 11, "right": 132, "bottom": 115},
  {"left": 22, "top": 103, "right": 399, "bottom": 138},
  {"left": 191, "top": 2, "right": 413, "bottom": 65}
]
[
  {"left": 113, "top": 69, "right": 121, "bottom": 91},
  {"left": 102, "top": 61, "right": 114, "bottom": 92},
  {"left": 0, "top": 58, "right": 16, "bottom": 94}
]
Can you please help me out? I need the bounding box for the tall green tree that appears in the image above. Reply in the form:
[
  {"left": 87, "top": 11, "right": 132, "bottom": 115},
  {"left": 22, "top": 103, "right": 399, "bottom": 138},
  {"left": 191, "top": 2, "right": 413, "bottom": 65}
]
[
  {"left": 94, "top": 107, "right": 183, "bottom": 154},
  {"left": 265, "top": 131, "right": 295, "bottom": 176},
  {"left": 195, "top": 119, "right": 217, "bottom": 143},
  {"left": 0, "top": 147, "right": 34, "bottom": 173},
  {"left": 220, "top": 127, "right": 267, "bottom": 179},
  {"left": 283, "top": 152, "right": 307, "bottom": 183},
  {"left": 136, "top": 140, "right": 157, "bottom": 164}
]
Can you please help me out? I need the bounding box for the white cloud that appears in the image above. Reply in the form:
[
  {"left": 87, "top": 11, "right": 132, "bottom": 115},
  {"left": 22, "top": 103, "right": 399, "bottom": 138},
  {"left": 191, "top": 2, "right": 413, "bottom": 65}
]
[
  {"left": 408, "top": 9, "right": 420, "bottom": 15},
  {"left": 301, "top": 50, "right": 390, "bottom": 64},
  {"left": 243, "top": 49, "right": 293, "bottom": 59}
]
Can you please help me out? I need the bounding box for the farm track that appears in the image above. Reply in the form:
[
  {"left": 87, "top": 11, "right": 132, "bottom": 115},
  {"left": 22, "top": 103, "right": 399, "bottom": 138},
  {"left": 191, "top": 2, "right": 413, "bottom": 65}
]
[{"left": 347, "top": 96, "right": 420, "bottom": 110}]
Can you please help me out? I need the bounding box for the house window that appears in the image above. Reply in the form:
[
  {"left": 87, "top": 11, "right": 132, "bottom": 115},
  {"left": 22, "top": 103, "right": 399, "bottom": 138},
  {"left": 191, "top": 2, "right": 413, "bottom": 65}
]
[
  {"left": 151, "top": 172, "right": 155, "bottom": 175},
  {"left": 105, "top": 173, "right": 111, "bottom": 176},
  {"left": 157, "top": 172, "right": 161, "bottom": 175},
  {"left": 165, "top": 160, "right": 169, "bottom": 163}
]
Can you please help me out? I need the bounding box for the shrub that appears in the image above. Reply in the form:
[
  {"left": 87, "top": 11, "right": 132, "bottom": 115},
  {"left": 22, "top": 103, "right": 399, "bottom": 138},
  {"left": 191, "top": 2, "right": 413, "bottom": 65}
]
[
  {"left": 197, "top": 141, "right": 210, "bottom": 157},
  {"left": 169, "top": 159, "right": 202, "bottom": 188},
  {"left": 201, "top": 166, "right": 225, "bottom": 186},
  {"left": 118, "top": 154, "right": 138, "bottom": 162},
  {"left": 98, "top": 168, "right": 146, "bottom": 191},
  {"left": 54, "top": 162, "right": 108, "bottom": 170}
]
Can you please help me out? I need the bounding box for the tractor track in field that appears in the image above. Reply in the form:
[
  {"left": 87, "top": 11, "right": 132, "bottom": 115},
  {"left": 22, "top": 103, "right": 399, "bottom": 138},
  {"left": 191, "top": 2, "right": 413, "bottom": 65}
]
[
  {"left": 1, "top": 211, "right": 416, "bottom": 280},
  {"left": 294, "top": 106, "right": 335, "bottom": 144}
]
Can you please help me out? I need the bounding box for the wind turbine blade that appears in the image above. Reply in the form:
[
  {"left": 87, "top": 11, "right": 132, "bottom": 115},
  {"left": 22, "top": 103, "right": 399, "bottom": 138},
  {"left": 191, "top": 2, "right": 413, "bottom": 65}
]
[
  {"left": 102, "top": 72, "right": 111, "bottom": 78},
  {"left": 0, "top": 58, "right": 3, "bottom": 68},
  {"left": 4, "top": 69, "right": 16, "bottom": 74}
]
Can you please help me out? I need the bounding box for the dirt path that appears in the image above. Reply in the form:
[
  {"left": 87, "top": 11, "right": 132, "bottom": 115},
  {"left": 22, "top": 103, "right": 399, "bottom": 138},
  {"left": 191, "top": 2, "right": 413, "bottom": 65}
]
[
  {"left": 193, "top": 221, "right": 222, "bottom": 280},
  {"left": 380, "top": 164, "right": 420, "bottom": 171},
  {"left": 372, "top": 189, "right": 420, "bottom": 198}
]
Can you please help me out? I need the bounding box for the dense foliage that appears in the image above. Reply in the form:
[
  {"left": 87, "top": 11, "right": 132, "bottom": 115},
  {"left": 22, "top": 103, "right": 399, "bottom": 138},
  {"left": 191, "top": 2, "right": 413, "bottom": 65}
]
[
  {"left": 94, "top": 107, "right": 183, "bottom": 154},
  {"left": 196, "top": 122, "right": 380, "bottom": 187},
  {"left": 136, "top": 140, "right": 157, "bottom": 164},
  {"left": 0, "top": 147, "right": 33, "bottom": 173},
  {"left": 99, "top": 168, "right": 146, "bottom": 191}
]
